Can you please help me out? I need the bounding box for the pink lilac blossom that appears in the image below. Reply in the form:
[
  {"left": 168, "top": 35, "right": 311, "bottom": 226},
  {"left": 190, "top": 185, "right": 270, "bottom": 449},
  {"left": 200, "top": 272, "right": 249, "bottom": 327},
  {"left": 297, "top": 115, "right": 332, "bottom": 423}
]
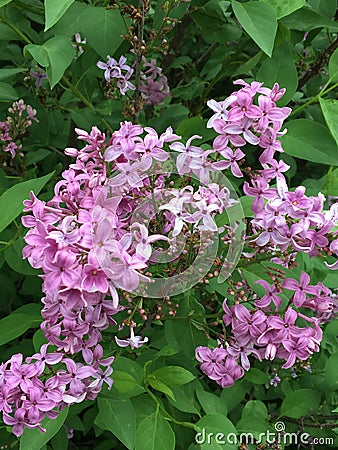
[
  {"left": 1, "top": 100, "right": 38, "bottom": 158},
  {"left": 140, "top": 58, "right": 170, "bottom": 105},
  {"left": 195, "top": 81, "right": 338, "bottom": 387},
  {"left": 97, "top": 55, "right": 135, "bottom": 95},
  {"left": 8, "top": 114, "right": 244, "bottom": 435},
  {"left": 196, "top": 274, "right": 332, "bottom": 385}
]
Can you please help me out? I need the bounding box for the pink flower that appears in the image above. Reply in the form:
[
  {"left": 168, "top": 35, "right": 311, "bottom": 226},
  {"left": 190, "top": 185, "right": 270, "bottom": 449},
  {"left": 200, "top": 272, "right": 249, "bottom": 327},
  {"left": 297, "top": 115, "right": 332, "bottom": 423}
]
[
  {"left": 254, "top": 280, "right": 282, "bottom": 310},
  {"left": 227, "top": 89, "right": 262, "bottom": 122},
  {"left": 219, "top": 147, "right": 245, "bottom": 178},
  {"left": 282, "top": 272, "right": 318, "bottom": 308}
]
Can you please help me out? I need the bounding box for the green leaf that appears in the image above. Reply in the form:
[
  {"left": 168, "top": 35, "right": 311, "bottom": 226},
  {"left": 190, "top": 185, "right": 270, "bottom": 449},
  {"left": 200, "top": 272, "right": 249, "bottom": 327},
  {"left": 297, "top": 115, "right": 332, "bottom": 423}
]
[
  {"left": 114, "top": 356, "right": 143, "bottom": 378},
  {"left": 280, "top": 388, "right": 321, "bottom": 419},
  {"left": 135, "top": 408, "right": 175, "bottom": 450},
  {"left": 0, "top": 82, "right": 18, "bottom": 101},
  {"left": 307, "top": 0, "right": 337, "bottom": 18},
  {"left": 233, "top": 50, "right": 263, "bottom": 77},
  {"left": 319, "top": 98, "right": 338, "bottom": 145},
  {"left": 196, "top": 388, "right": 227, "bottom": 415},
  {"left": 25, "top": 37, "right": 75, "bottom": 88},
  {"left": 192, "top": 0, "right": 241, "bottom": 43},
  {"left": 260, "top": 0, "right": 305, "bottom": 19},
  {"left": 0, "top": 171, "right": 54, "bottom": 234},
  {"left": 328, "top": 48, "right": 338, "bottom": 82},
  {"left": 164, "top": 318, "right": 208, "bottom": 359},
  {"left": 44, "top": 0, "right": 75, "bottom": 31},
  {"left": 113, "top": 371, "right": 145, "bottom": 396},
  {"left": 147, "top": 376, "right": 175, "bottom": 401},
  {"left": 243, "top": 368, "right": 270, "bottom": 385},
  {"left": 4, "top": 238, "right": 37, "bottom": 275},
  {"left": 20, "top": 408, "right": 68, "bottom": 450},
  {"left": 25, "top": 149, "right": 51, "bottom": 166},
  {"left": 256, "top": 40, "right": 298, "bottom": 105},
  {"left": 172, "top": 77, "right": 206, "bottom": 100},
  {"left": 167, "top": 384, "right": 201, "bottom": 415},
  {"left": 239, "top": 196, "right": 254, "bottom": 217},
  {"left": 154, "top": 344, "right": 177, "bottom": 359},
  {"left": 0, "top": 68, "right": 26, "bottom": 81},
  {"left": 51, "top": 1, "right": 87, "bottom": 35},
  {"left": 220, "top": 380, "right": 249, "bottom": 412},
  {"left": 131, "top": 395, "right": 157, "bottom": 424},
  {"left": 79, "top": 7, "right": 127, "bottom": 58},
  {"left": 232, "top": 1, "right": 277, "bottom": 57},
  {"left": 281, "top": 119, "right": 338, "bottom": 166},
  {"left": 241, "top": 400, "right": 268, "bottom": 419},
  {"left": 0, "top": 313, "right": 34, "bottom": 346},
  {"left": 95, "top": 397, "right": 136, "bottom": 450},
  {"left": 33, "top": 329, "right": 48, "bottom": 352},
  {"left": 151, "top": 366, "right": 195, "bottom": 387},
  {"left": 177, "top": 117, "right": 216, "bottom": 142},
  {"left": 325, "top": 353, "right": 338, "bottom": 390},
  {"left": 281, "top": 7, "right": 338, "bottom": 31},
  {"left": 12, "top": 303, "right": 42, "bottom": 321},
  {"left": 195, "top": 414, "right": 237, "bottom": 450},
  {"left": 0, "top": 0, "right": 13, "bottom": 7},
  {"left": 236, "top": 400, "right": 271, "bottom": 437}
]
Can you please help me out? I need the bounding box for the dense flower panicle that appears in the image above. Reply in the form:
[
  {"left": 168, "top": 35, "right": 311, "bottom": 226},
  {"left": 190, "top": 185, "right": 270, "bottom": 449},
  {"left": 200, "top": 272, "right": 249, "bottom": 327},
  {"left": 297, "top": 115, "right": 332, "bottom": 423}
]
[
  {"left": 0, "top": 100, "right": 38, "bottom": 158},
  {"left": 196, "top": 273, "right": 332, "bottom": 384},
  {"left": 208, "top": 80, "right": 291, "bottom": 174},
  {"left": 0, "top": 347, "right": 113, "bottom": 436},
  {"left": 207, "top": 85, "right": 338, "bottom": 263},
  {"left": 194, "top": 80, "right": 337, "bottom": 387}
]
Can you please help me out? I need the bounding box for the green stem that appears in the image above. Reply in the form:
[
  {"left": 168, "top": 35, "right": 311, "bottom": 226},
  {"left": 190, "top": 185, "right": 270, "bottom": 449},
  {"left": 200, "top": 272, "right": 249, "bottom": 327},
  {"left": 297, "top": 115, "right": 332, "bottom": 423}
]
[
  {"left": 0, "top": 227, "right": 22, "bottom": 253},
  {"left": 0, "top": 15, "right": 32, "bottom": 44},
  {"left": 61, "top": 78, "right": 114, "bottom": 133},
  {"left": 290, "top": 81, "right": 338, "bottom": 117},
  {"left": 145, "top": 386, "right": 200, "bottom": 431}
]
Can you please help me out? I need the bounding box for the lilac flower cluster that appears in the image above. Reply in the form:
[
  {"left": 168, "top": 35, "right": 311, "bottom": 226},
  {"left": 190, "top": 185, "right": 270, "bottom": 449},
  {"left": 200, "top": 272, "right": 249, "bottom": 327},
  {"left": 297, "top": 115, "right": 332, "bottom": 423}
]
[
  {"left": 0, "top": 100, "right": 38, "bottom": 158},
  {"left": 140, "top": 58, "right": 170, "bottom": 105},
  {"left": 97, "top": 55, "right": 135, "bottom": 95},
  {"left": 208, "top": 80, "right": 338, "bottom": 265},
  {"left": 207, "top": 79, "right": 291, "bottom": 176},
  {"left": 195, "top": 272, "right": 334, "bottom": 387},
  {"left": 195, "top": 346, "right": 244, "bottom": 388},
  {"left": 1, "top": 114, "right": 243, "bottom": 435},
  {"left": 0, "top": 346, "right": 112, "bottom": 436},
  {"left": 195, "top": 80, "right": 337, "bottom": 387}
]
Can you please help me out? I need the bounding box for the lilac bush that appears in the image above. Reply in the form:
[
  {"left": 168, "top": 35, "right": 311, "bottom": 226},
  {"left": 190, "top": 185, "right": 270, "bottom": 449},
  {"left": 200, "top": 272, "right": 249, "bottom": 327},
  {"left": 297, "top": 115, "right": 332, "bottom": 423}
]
[{"left": 0, "top": 1, "right": 337, "bottom": 449}]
